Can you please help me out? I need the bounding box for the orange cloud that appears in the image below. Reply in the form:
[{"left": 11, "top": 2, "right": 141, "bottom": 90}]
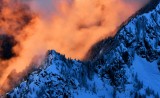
[{"left": 0, "top": 0, "right": 149, "bottom": 94}]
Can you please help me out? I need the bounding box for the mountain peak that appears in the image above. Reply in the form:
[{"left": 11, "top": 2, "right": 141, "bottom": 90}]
[{"left": 5, "top": 1, "right": 160, "bottom": 98}]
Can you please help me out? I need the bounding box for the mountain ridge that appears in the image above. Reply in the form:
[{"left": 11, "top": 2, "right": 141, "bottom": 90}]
[{"left": 6, "top": 0, "right": 160, "bottom": 98}]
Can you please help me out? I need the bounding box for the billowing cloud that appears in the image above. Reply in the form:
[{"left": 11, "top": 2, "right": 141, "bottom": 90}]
[{"left": 0, "top": 0, "right": 149, "bottom": 94}]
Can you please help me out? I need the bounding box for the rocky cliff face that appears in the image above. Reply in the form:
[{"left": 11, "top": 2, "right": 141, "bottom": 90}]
[{"left": 6, "top": 0, "right": 160, "bottom": 98}]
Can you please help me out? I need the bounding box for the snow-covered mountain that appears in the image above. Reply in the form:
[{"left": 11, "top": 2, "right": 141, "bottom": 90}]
[{"left": 6, "top": 0, "right": 160, "bottom": 98}]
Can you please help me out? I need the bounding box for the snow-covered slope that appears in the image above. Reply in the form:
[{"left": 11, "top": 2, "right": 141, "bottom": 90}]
[
  {"left": 6, "top": 0, "right": 160, "bottom": 98},
  {"left": 7, "top": 51, "right": 113, "bottom": 98},
  {"left": 133, "top": 54, "right": 160, "bottom": 94}
]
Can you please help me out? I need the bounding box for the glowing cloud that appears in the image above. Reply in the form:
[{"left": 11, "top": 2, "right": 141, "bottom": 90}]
[{"left": 0, "top": 0, "right": 149, "bottom": 94}]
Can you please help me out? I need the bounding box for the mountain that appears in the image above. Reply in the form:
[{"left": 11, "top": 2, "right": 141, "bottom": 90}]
[{"left": 6, "top": 0, "right": 160, "bottom": 98}]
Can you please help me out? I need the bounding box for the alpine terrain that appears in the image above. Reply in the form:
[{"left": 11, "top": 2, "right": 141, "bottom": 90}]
[{"left": 6, "top": 0, "right": 160, "bottom": 98}]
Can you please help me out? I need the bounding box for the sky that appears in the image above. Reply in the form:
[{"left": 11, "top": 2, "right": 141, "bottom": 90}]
[{"left": 0, "top": 0, "right": 150, "bottom": 94}]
